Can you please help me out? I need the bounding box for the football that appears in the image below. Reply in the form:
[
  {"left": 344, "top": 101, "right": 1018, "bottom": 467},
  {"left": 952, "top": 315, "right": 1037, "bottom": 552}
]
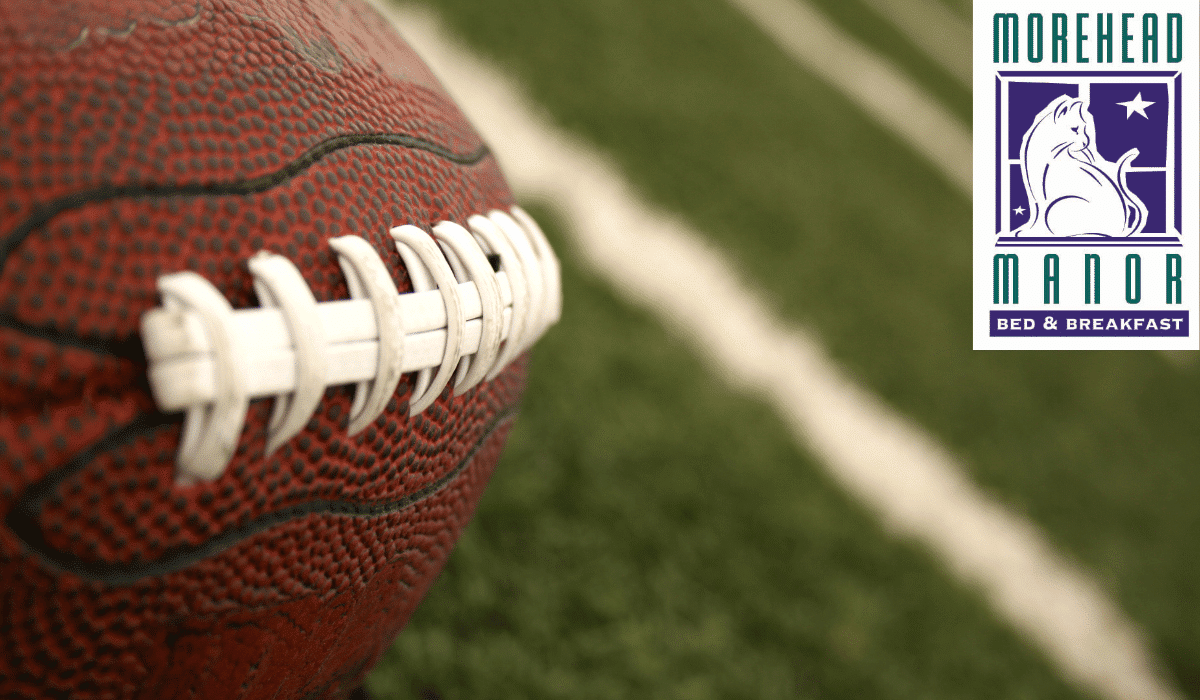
[{"left": 0, "top": 1, "right": 559, "bottom": 698}]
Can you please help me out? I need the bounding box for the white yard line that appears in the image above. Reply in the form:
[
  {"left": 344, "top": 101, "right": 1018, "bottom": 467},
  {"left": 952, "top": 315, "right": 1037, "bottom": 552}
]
[
  {"left": 860, "top": 0, "right": 972, "bottom": 86},
  {"left": 1161, "top": 349, "right": 1199, "bottom": 369},
  {"left": 373, "top": 4, "right": 1183, "bottom": 700},
  {"left": 725, "top": 0, "right": 972, "bottom": 194}
]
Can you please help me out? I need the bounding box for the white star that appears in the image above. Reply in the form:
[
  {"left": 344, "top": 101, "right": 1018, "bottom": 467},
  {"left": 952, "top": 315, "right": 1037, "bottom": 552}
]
[
  {"left": 1013, "top": 205, "right": 1026, "bottom": 216},
  {"left": 1117, "top": 92, "right": 1155, "bottom": 119}
]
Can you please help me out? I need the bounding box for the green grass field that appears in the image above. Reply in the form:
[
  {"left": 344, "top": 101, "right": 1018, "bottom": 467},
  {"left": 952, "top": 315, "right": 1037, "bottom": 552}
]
[
  {"left": 368, "top": 208, "right": 1088, "bottom": 700},
  {"left": 371, "top": 1, "right": 1199, "bottom": 697}
]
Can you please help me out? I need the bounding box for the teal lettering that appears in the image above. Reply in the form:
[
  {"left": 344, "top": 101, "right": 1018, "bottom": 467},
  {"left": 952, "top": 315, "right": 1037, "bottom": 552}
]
[
  {"left": 1044, "top": 254, "right": 1059, "bottom": 303},
  {"left": 1125, "top": 254, "right": 1141, "bottom": 304},
  {"left": 1167, "top": 13, "right": 1182, "bottom": 62},
  {"left": 1085, "top": 253, "right": 1100, "bottom": 303},
  {"left": 1167, "top": 253, "right": 1182, "bottom": 304},
  {"left": 1097, "top": 13, "right": 1113, "bottom": 63},
  {"left": 1121, "top": 13, "right": 1135, "bottom": 63},
  {"left": 994, "top": 13, "right": 1020, "bottom": 62},
  {"left": 1028, "top": 14, "right": 1044, "bottom": 62},
  {"left": 994, "top": 254, "right": 1019, "bottom": 304},
  {"left": 1144, "top": 14, "right": 1158, "bottom": 62},
  {"left": 1053, "top": 14, "right": 1069, "bottom": 61},
  {"left": 1077, "top": 13, "right": 1090, "bottom": 63}
]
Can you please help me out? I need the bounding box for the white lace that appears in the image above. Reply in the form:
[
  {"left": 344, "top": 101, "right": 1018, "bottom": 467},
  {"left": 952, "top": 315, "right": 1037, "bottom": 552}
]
[{"left": 141, "top": 205, "right": 562, "bottom": 483}]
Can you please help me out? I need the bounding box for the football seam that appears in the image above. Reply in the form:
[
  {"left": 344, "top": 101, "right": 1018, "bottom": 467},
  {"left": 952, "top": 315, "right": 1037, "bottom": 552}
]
[
  {"left": 4, "top": 405, "right": 517, "bottom": 586},
  {"left": 0, "top": 310, "right": 148, "bottom": 359},
  {"left": 0, "top": 131, "right": 491, "bottom": 273}
]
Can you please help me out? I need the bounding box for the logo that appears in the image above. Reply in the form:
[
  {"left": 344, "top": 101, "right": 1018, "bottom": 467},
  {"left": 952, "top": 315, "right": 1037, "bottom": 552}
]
[{"left": 973, "top": 3, "right": 1198, "bottom": 349}]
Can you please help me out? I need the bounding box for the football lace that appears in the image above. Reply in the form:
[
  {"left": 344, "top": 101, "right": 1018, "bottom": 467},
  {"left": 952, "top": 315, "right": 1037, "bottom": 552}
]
[{"left": 140, "top": 205, "right": 562, "bottom": 483}]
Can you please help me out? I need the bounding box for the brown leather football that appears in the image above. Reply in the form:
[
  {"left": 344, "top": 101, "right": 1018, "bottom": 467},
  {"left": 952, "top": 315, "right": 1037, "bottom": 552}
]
[{"left": 0, "top": 1, "right": 559, "bottom": 698}]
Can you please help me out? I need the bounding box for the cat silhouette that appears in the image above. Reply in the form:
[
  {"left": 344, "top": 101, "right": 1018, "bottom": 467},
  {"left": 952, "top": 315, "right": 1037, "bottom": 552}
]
[{"left": 1015, "top": 96, "right": 1146, "bottom": 237}]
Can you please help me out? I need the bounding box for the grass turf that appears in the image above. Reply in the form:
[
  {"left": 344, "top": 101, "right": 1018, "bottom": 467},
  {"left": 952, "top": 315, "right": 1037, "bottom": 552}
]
[
  {"left": 797, "top": 0, "right": 971, "bottom": 122},
  {"left": 398, "top": 0, "right": 1200, "bottom": 692},
  {"left": 366, "top": 207, "right": 1092, "bottom": 700}
]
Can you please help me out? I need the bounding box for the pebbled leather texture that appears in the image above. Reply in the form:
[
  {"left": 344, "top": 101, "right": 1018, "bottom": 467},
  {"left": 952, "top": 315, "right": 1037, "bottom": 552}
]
[{"left": 0, "top": 1, "right": 526, "bottom": 698}]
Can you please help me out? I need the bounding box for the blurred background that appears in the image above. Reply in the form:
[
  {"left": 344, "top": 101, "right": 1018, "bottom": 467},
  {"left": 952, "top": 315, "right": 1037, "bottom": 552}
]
[{"left": 362, "top": 1, "right": 1200, "bottom": 698}]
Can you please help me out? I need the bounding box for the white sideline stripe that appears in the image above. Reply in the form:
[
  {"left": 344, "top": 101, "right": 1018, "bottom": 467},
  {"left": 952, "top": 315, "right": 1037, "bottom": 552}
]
[
  {"left": 1162, "top": 349, "right": 1199, "bottom": 368},
  {"left": 374, "top": 5, "right": 1182, "bottom": 700},
  {"left": 724, "top": 0, "right": 972, "bottom": 194},
  {"left": 860, "top": 0, "right": 972, "bottom": 86}
]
